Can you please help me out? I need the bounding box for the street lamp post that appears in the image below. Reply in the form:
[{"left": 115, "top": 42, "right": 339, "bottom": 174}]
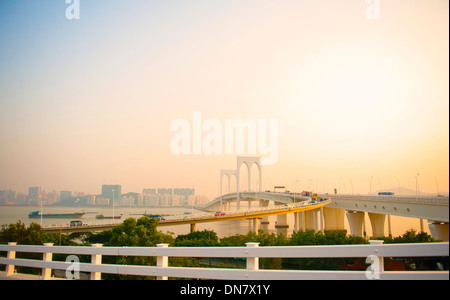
[
  {"left": 112, "top": 188, "right": 115, "bottom": 225},
  {"left": 40, "top": 195, "right": 43, "bottom": 228},
  {"left": 415, "top": 174, "right": 421, "bottom": 198},
  {"left": 415, "top": 173, "right": 424, "bottom": 232}
]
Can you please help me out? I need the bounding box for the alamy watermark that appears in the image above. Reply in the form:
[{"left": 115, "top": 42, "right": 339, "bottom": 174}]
[
  {"left": 169, "top": 111, "right": 279, "bottom": 166},
  {"left": 65, "top": 255, "right": 80, "bottom": 279},
  {"left": 65, "top": 0, "right": 380, "bottom": 21},
  {"left": 365, "top": 255, "right": 382, "bottom": 279},
  {"left": 366, "top": 0, "right": 381, "bottom": 20},
  {"left": 66, "top": 0, "right": 80, "bottom": 20}
]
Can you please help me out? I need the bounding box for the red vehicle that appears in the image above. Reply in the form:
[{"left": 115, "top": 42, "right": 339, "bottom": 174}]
[{"left": 214, "top": 211, "right": 225, "bottom": 216}]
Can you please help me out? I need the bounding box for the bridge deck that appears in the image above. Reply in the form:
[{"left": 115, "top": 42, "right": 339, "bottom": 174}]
[{"left": 42, "top": 200, "right": 330, "bottom": 234}]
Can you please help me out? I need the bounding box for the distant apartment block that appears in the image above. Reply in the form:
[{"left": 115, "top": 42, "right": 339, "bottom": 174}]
[
  {"left": 28, "top": 186, "right": 41, "bottom": 204},
  {"left": 1, "top": 185, "right": 207, "bottom": 207},
  {"left": 101, "top": 185, "right": 121, "bottom": 206},
  {"left": 121, "top": 192, "right": 141, "bottom": 206},
  {"left": 60, "top": 191, "right": 72, "bottom": 202},
  {"left": 0, "top": 190, "right": 16, "bottom": 205}
]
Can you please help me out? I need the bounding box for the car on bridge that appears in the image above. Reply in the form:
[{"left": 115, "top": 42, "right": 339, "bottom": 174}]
[
  {"left": 70, "top": 220, "right": 85, "bottom": 227},
  {"left": 378, "top": 192, "right": 395, "bottom": 196},
  {"left": 214, "top": 211, "right": 226, "bottom": 216}
]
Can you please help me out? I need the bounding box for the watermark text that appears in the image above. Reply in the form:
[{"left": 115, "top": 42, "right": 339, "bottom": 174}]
[{"left": 170, "top": 111, "right": 279, "bottom": 165}]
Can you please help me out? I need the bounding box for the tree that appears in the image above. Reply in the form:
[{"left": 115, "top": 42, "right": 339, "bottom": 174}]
[
  {"left": 219, "top": 230, "right": 287, "bottom": 269},
  {"left": 0, "top": 221, "right": 61, "bottom": 275},
  {"left": 0, "top": 221, "right": 28, "bottom": 245},
  {"left": 219, "top": 230, "right": 287, "bottom": 247},
  {"left": 175, "top": 230, "right": 219, "bottom": 247},
  {"left": 286, "top": 230, "right": 367, "bottom": 271},
  {"left": 0, "top": 221, "right": 60, "bottom": 245},
  {"left": 289, "top": 230, "right": 366, "bottom": 246},
  {"left": 373, "top": 229, "right": 434, "bottom": 244},
  {"left": 86, "top": 217, "right": 175, "bottom": 279}
]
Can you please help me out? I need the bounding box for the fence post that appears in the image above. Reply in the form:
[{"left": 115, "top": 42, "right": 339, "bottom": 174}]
[
  {"left": 5, "top": 242, "right": 17, "bottom": 276},
  {"left": 246, "top": 242, "right": 260, "bottom": 276},
  {"left": 42, "top": 243, "right": 54, "bottom": 280},
  {"left": 156, "top": 244, "right": 169, "bottom": 280},
  {"left": 90, "top": 244, "right": 103, "bottom": 280}
]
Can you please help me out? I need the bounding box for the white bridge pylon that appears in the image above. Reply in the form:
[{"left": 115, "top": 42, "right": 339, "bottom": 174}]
[{"left": 220, "top": 156, "right": 263, "bottom": 210}]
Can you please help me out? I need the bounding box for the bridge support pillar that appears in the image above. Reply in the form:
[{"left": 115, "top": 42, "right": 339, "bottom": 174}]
[
  {"left": 346, "top": 211, "right": 365, "bottom": 237},
  {"left": 253, "top": 218, "right": 259, "bottom": 232},
  {"left": 320, "top": 208, "right": 324, "bottom": 233},
  {"left": 323, "top": 207, "right": 346, "bottom": 233},
  {"left": 299, "top": 211, "right": 305, "bottom": 231},
  {"left": 275, "top": 214, "right": 289, "bottom": 228},
  {"left": 304, "top": 210, "right": 315, "bottom": 231},
  {"left": 428, "top": 222, "right": 449, "bottom": 242},
  {"left": 190, "top": 223, "right": 196, "bottom": 233},
  {"left": 368, "top": 213, "right": 386, "bottom": 238},
  {"left": 312, "top": 209, "right": 324, "bottom": 233},
  {"left": 260, "top": 200, "right": 270, "bottom": 224},
  {"left": 294, "top": 212, "right": 299, "bottom": 232},
  {"left": 387, "top": 215, "right": 392, "bottom": 237},
  {"left": 313, "top": 210, "right": 318, "bottom": 232}
]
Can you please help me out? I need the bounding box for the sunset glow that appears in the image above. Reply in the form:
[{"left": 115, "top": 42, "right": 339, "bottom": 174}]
[{"left": 0, "top": 0, "right": 448, "bottom": 199}]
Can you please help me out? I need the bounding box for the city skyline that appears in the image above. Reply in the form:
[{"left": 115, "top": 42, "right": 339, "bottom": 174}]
[
  {"left": 0, "top": 1, "right": 448, "bottom": 199},
  {"left": 0, "top": 184, "right": 207, "bottom": 207}
]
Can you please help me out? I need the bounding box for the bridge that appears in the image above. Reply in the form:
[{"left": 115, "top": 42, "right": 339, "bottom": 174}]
[
  {"left": 1, "top": 155, "right": 449, "bottom": 281},
  {"left": 325, "top": 194, "right": 449, "bottom": 241},
  {"left": 41, "top": 156, "right": 449, "bottom": 242},
  {"left": 42, "top": 197, "right": 330, "bottom": 234},
  {"left": 197, "top": 156, "right": 449, "bottom": 241},
  {"left": 197, "top": 191, "right": 449, "bottom": 241}
]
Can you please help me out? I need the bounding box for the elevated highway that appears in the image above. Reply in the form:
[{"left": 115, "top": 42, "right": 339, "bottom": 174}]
[
  {"left": 197, "top": 191, "right": 312, "bottom": 212},
  {"left": 325, "top": 194, "right": 449, "bottom": 222},
  {"left": 325, "top": 194, "right": 449, "bottom": 241},
  {"left": 197, "top": 191, "right": 449, "bottom": 241},
  {"left": 42, "top": 198, "right": 330, "bottom": 234}
]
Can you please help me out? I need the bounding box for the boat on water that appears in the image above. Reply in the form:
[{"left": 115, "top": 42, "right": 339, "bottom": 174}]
[
  {"left": 96, "top": 213, "right": 123, "bottom": 220},
  {"left": 28, "top": 211, "right": 85, "bottom": 219}
]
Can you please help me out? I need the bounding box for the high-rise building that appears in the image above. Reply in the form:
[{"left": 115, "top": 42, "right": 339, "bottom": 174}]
[
  {"left": 174, "top": 188, "right": 195, "bottom": 206},
  {"left": 142, "top": 188, "right": 156, "bottom": 195},
  {"left": 158, "top": 188, "right": 173, "bottom": 195},
  {"left": 60, "top": 191, "right": 72, "bottom": 202},
  {"left": 101, "top": 185, "right": 121, "bottom": 206},
  {"left": 86, "top": 195, "right": 96, "bottom": 206},
  {"left": 95, "top": 196, "right": 110, "bottom": 206},
  {"left": 28, "top": 187, "right": 41, "bottom": 205},
  {"left": 0, "top": 190, "right": 16, "bottom": 205},
  {"left": 121, "top": 192, "right": 140, "bottom": 206},
  {"left": 47, "top": 190, "right": 58, "bottom": 205}
]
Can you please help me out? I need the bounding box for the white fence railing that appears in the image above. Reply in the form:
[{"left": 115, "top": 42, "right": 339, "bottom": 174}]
[{"left": 0, "top": 241, "right": 448, "bottom": 280}]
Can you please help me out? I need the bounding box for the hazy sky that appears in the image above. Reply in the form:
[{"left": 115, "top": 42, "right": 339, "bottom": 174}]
[{"left": 0, "top": 0, "right": 448, "bottom": 198}]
